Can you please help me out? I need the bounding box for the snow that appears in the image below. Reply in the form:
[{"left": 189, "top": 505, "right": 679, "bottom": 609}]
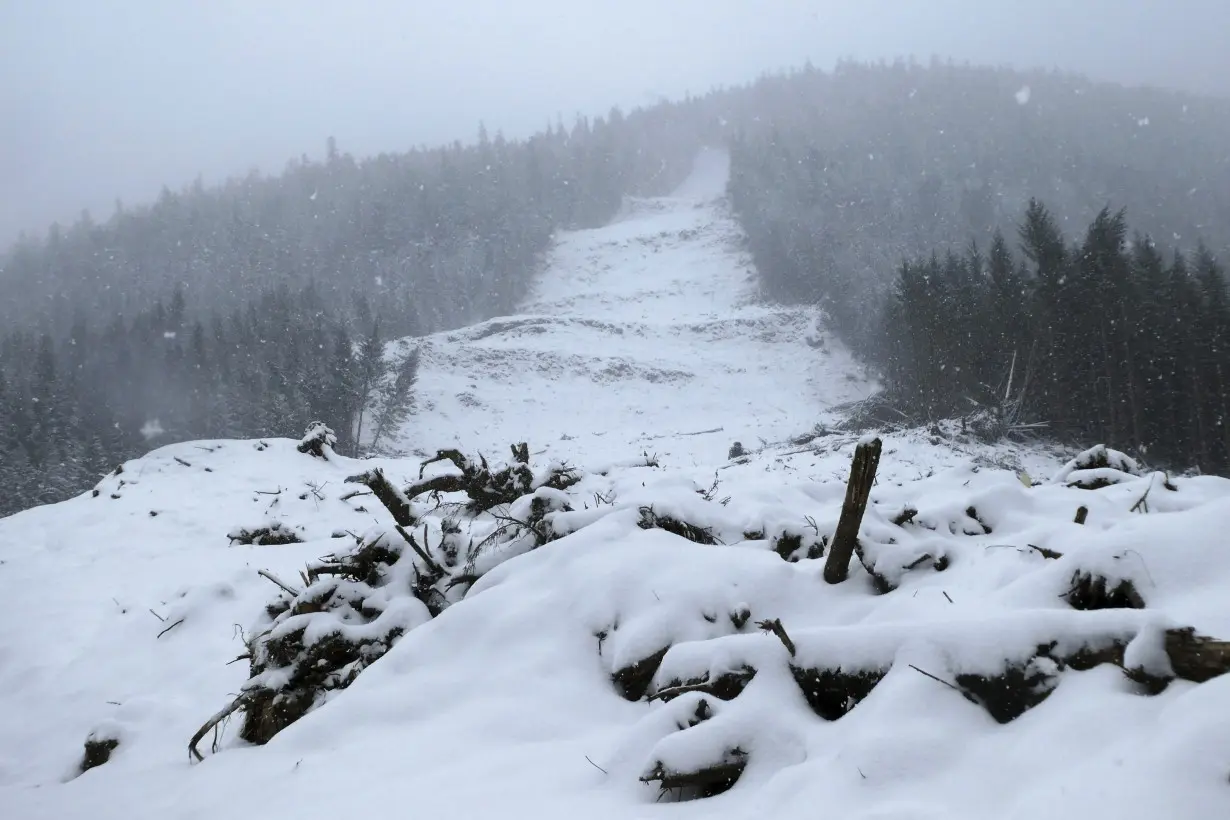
[
  {"left": 139, "top": 418, "right": 165, "bottom": 440},
  {"left": 3, "top": 151, "right": 1230, "bottom": 818},
  {"left": 392, "top": 146, "right": 875, "bottom": 467}
]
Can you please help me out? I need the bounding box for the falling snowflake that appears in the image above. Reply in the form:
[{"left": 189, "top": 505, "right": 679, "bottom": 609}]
[
  {"left": 1137, "top": 117, "right": 1150, "bottom": 127},
  {"left": 1015, "top": 86, "right": 1031, "bottom": 105},
  {"left": 140, "top": 419, "right": 165, "bottom": 441}
]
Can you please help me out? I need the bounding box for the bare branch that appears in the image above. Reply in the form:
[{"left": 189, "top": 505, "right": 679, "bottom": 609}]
[
  {"left": 189, "top": 696, "right": 244, "bottom": 762},
  {"left": 256, "top": 569, "right": 299, "bottom": 597}
]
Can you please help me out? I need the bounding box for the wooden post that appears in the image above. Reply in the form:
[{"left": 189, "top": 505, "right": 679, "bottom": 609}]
[{"left": 823, "top": 437, "right": 882, "bottom": 584}]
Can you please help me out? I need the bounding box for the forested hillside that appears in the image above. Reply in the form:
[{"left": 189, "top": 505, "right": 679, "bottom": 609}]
[
  {"left": 724, "top": 61, "right": 1230, "bottom": 473},
  {"left": 727, "top": 60, "right": 1230, "bottom": 347},
  {"left": 0, "top": 102, "right": 717, "bottom": 515},
  {"left": 3, "top": 58, "right": 1230, "bottom": 517},
  {"left": 1, "top": 104, "right": 716, "bottom": 339}
]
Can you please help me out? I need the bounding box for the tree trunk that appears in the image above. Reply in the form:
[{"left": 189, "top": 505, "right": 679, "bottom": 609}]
[{"left": 823, "top": 437, "right": 882, "bottom": 584}]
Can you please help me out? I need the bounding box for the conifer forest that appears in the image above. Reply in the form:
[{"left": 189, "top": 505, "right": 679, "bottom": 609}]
[{"left": 3, "top": 60, "right": 1230, "bottom": 515}]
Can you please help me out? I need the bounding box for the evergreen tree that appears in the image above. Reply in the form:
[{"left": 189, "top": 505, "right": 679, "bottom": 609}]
[
  {"left": 349, "top": 321, "right": 387, "bottom": 457},
  {"left": 369, "top": 346, "right": 421, "bottom": 453}
]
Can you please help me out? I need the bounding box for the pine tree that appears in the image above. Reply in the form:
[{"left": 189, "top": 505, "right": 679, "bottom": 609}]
[
  {"left": 349, "top": 321, "right": 387, "bottom": 456},
  {"left": 369, "top": 346, "right": 420, "bottom": 453}
]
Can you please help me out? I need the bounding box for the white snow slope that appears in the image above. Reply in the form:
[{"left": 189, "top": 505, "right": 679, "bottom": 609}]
[
  {"left": 2, "top": 150, "right": 1230, "bottom": 820},
  {"left": 389, "top": 146, "right": 874, "bottom": 467}
]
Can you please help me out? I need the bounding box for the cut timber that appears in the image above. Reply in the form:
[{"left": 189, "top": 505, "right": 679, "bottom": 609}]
[
  {"left": 1164, "top": 627, "right": 1230, "bottom": 683},
  {"left": 823, "top": 437, "right": 882, "bottom": 584}
]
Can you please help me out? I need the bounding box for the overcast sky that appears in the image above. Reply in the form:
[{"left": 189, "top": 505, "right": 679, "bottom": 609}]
[{"left": 2, "top": 0, "right": 1228, "bottom": 243}]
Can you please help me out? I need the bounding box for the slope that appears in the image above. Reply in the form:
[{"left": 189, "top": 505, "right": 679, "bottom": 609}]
[
  {"left": 392, "top": 147, "right": 873, "bottom": 466},
  {"left": 1, "top": 152, "right": 1229, "bottom": 820}
]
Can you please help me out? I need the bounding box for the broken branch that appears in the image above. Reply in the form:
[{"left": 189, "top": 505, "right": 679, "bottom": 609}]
[
  {"left": 757, "top": 618, "right": 797, "bottom": 657},
  {"left": 256, "top": 569, "right": 299, "bottom": 597},
  {"left": 189, "top": 696, "right": 244, "bottom": 762}
]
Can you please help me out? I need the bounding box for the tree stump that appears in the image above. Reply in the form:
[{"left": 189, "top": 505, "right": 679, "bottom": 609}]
[{"left": 823, "top": 437, "right": 882, "bottom": 584}]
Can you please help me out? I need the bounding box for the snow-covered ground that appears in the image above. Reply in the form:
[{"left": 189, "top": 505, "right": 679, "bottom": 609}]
[
  {"left": 392, "top": 146, "right": 874, "bottom": 467},
  {"left": 2, "top": 151, "right": 1230, "bottom": 819}
]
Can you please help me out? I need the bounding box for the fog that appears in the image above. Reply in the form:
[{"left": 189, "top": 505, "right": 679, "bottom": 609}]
[{"left": 3, "top": 0, "right": 1228, "bottom": 243}]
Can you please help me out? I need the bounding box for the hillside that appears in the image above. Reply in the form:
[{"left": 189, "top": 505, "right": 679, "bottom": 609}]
[
  {"left": 6, "top": 61, "right": 1230, "bottom": 518},
  {"left": 389, "top": 147, "right": 872, "bottom": 466},
  {"left": 2, "top": 152, "right": 1230, "bottom": 820}
]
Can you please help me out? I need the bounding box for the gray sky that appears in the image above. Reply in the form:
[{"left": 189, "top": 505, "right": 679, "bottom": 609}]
[{"left": 2, "top": 0, "right": 1228, "bottom": 243}]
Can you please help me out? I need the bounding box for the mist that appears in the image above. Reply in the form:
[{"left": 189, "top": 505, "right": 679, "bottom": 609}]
[{"left": 3, "top": 0, "right": 1229, "bottom": 243}]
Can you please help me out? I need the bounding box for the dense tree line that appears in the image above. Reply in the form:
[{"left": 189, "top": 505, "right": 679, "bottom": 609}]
[
  {"left": 875, "top": 203, "right": 1230, "bottom": 473},
  {"left": 727, "top": 59, "right": 1230, "bottom": 351},
  {"left": 0, "top": 105, "right": 717, "bottom": 340},
  {"left": 0, "top": 284, "right": 416, "bottom": 516},
  {"left": 724, "top": 60, "right": 1230, "bottom": 473}
]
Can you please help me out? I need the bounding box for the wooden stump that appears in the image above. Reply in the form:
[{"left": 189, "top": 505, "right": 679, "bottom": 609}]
[{"left": 823, "top": 437, "right": 882, "bottom": 584}]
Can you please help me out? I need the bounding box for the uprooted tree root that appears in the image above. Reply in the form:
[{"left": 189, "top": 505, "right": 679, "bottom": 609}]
[{"left": 406, "top": 443, "right": 580, "bottom": 514}]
